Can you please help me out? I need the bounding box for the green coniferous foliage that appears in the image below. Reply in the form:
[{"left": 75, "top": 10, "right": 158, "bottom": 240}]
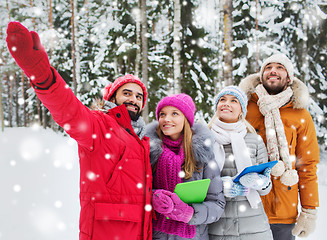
[
  {"left": 180, "top": 0, "right": 218, "bottom": 120},
  {"left": 232, "top": 0, "right": 259, "bottom": 83},
  {"left": 76, "top": 1, "right": 117, "bottom": 106},
  {"left": 146, "top": 1, "right": 174, "bottom": 120}
]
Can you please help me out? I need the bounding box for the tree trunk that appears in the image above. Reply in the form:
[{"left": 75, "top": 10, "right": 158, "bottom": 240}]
[
  {"left": 0, "top": 75, "right": 4, "bottom": 131},
  {"left": 302, "top": 15, "right": 309, "bottom": 85},
  {"left": 21, "top": 71, "right": 27, "bottom": 126},
  {"left": 135, "top": 0, "right": 141, "bottom": 77},
  {"left": 215, "top": 0, "right": 225, "bottom": 94},
  {"left": 13, "top": 73, "right": 19, "bottom": 127},
  {"left": 223, "top": 0, "right": 233, "bottom": 86},
  {"left": 30, "top": 0, "right": 42, "bottom": 126},
  {"left": 140, "top": 0, "right": 149, "bottom": 123},
  {"left": 255, "top": 0, "right": 259, "bottom": 72},
  {"left": 8, "top": 74, "right": 13, "bottom": 127},
  {"left": 70, "top": 0, "right": 77, "bottom": 95},
  {"left": 172, "top": 0, "right": 182, "bottom": 93},
  {"left": 0, "top": 6, "right": 6, "bottom": 131}
]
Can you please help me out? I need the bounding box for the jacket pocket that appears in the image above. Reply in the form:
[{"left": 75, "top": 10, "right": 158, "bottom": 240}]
[
  {"left": 95, "top": 202, "right": 143, "bottom": 222},
  {"left": 92, "top": 203, "right": 143, "bottom": 240}
]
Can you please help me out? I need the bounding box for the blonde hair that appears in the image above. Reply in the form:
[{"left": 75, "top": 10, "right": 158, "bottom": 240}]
[
  {"left": 208, "top": 111, "right": 256, "bottom": 134},
  {"left": 156, "top": 118, "right": 198, "bottom": 179}
]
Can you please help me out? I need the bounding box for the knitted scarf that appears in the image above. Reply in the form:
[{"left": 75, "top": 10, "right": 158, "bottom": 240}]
[
  {"left": 101, "top": 101, "right": 146, "bottom": 139},
  {"left": 211, "top": 118, "right": 262, "bottom": 209},
  {"left": 153, "top": 136, "right": 196, "bottom": 238},
  {"left": 255, "top": 84, "right": 298, "bottom": 186}
]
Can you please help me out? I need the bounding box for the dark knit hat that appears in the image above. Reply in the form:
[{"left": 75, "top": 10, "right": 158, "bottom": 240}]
[
  {"left": 103, "top": 74, "right": 147, "bottom": 108},
  {"left": 156, "top": 93, "right": 196, "bottom": 127}
]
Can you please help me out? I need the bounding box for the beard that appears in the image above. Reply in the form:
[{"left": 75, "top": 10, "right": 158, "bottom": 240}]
[
  {"left": 124, "top": 102, "right": 142, "bottom": 121},
  {"left": 262, "top": 82, "right": 286, "bottom": 95},
  {"left": 262, "top": 75, "right": 288, "bottom": 95}
]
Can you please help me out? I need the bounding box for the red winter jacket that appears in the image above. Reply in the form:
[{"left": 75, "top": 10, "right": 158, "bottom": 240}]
[{"left": 34, "top": 67, "right": 153, "bottom": 240}]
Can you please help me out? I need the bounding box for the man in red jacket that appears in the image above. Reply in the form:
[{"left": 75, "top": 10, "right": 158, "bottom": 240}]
[{"left": 6, "top": 21, "right": 153, "bottom": 240}]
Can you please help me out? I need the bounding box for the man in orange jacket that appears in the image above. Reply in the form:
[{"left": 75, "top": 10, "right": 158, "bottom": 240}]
[{"left": 239, "top": 54, "right": 319, "bottom": 240}]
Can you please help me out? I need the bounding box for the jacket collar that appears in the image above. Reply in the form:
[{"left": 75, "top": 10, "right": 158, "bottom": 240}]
[
  {"left": 239, "top": 73, "right": 310, "bottom": 109},
  {"left": 108, "top": 104, "right": 134, "bottom": 131}
]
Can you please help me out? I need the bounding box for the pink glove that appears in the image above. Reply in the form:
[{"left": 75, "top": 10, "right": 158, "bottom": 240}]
[
  {"left": 6, "top": 21, "right": 52, "bottom": 86},
  {"left": 165, "top": 191, "right": 194, "bottom": 223},
  {"left": 152, "top": 189, "right": 174, "bottom": 214}
]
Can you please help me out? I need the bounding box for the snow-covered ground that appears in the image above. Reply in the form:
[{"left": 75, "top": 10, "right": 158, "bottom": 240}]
[{"left": 0, "top": 126, "right": 326, "bottom": 240}]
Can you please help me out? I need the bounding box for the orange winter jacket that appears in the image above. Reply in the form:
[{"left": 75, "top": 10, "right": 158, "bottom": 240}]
[{"left": 240, "top": 73, "right": 319, "bottom": 224}]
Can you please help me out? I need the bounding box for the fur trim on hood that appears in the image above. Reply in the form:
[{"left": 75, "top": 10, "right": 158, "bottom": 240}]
[
  {"left": 145, "top": 121, "right": 215, "bottom": 167},
  {"left": 239, "top": 73, "right": 310, "bottom": 109}
]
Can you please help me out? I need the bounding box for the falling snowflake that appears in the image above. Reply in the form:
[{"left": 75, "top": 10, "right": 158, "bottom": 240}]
[
  {"left": 57, "top": 222, "right": 66, "bottom": 231},
  {"left": 63, "top": 123, "right": 71, "bottom": 131},
  {"left": 239, "top": 204, "right": 247, "bottom": 212},
  {"left": 289, "top": 155, "right": 296, "bottom": 162},
  {"left": 86, "top": 171, "right": 97, "bottom": 181},
  {"left": 13, "top": 184, "right": 22, "bottom": 193},
  {"left": 208, "top": 160, "right": 218, "bottom": 170},
  {"left": 268, "top": 128, "right": 276, "bottom": 137},
  {"left": 10, "top": 160, "right": 16, "bottom": 166},
  {"left": 145, "top": 204, "right": 152, "bottom": 212},
  {"left": 178, "top": 171, "right": 186, "bottom": 178},
  {"left": 54, "top": 201, "right": 63, "bottom": 208},
  {"left": 19, "top": 137, "right": 43, "bottom": 161},
  {"left": 204, "top": 138, "right": 212, "bottom": 147}
]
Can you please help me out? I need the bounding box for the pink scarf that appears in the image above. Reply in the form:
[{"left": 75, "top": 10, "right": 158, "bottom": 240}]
[{"left": 153, "top": 135, "right": 196, "bottom": 238}]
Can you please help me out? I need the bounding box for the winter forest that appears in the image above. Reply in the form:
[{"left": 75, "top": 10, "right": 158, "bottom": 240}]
[
  {"left": 1, "top": 1, "right": 327, "bottom": 240},
  {"left": 0, "top": 0, "right": 327, "bottom": 150}
]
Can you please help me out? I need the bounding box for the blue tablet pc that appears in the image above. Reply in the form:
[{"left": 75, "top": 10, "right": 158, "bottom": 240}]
[{"left": 233, "top": 160, "right": 278, "bottom": 183}]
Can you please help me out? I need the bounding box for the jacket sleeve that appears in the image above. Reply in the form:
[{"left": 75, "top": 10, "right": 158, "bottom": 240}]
[
  {"left": 188, "top": 160, "right": 226, "bottom": 225},
  {"left": 295, "top": 110, "right": 319, "bottom": 209},
  {"left": 33, "top": 67, "right": 97, "bottom": 149},
  {"left": 255, "top": 135, "right": 272, "bottom": 196}
]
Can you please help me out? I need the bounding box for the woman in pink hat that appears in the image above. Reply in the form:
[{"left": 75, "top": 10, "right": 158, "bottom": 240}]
[{"left": 145, "top": 93, "right": 225, "bottom": 240}]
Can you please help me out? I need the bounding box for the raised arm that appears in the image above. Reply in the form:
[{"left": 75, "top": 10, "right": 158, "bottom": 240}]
[{"left": 6, "top": 22, "right": 95, "bottom": 148}]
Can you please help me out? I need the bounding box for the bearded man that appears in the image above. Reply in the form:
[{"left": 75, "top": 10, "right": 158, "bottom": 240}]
[
  {"left": 239, "top": 54, "right": 319, "bottom": 240},
  {"left": 6, "top": 21, "right": 153, "bottom": 240}
]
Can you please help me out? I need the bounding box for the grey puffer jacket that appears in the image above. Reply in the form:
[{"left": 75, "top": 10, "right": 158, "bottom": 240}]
[
  {"left": 146, "top": 122, "right": 226, "bottom": 240},
  {"left": 209, "top": 133, "right": 273, "bottom": 240}
]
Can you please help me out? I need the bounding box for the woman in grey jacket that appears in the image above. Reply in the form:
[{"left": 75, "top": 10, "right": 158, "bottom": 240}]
[
  {"left": 208, "top": 86, "right": 273, "bottom": 240},
  {"left": 146, "top": 93, "right": 225, "bottom": 240}
]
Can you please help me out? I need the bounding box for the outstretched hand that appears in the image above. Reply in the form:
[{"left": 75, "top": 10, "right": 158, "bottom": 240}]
[{"left": 6, "top": 21, "right": 51, "bottom": 83}]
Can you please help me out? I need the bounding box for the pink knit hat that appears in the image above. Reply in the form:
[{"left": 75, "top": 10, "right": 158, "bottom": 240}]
[
  {"left": 103, "top": 74, "right": 147, "bottom": 108},
  {"left": 156, "top": 93, "right": 196, "bottom": 127}
]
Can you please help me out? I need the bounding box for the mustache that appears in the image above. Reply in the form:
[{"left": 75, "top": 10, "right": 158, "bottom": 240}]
[{"left": 268, "top": 73, "right": 279, "bottom": 77}]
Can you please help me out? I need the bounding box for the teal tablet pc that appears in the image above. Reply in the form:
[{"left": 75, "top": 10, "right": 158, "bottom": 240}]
[
  {"left": 233, "top": 160, "right": 278, "bottom": 183},
  {"left": 174, "top": 178, "right": 211, "bottom": 204}
]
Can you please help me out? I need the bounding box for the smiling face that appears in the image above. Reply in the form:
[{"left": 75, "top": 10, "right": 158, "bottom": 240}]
[
  {"left": 262, "top": 63, "right": 291, "bottom": 95},
  {"left": 111, "top": 82, "right": 143, "bottom": 121},
  {"left": 216, "top": 94, "right": 242, "bottom": 123},
  {"left": 158, "top": 106, "right": 185, "bottom": 140}
]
